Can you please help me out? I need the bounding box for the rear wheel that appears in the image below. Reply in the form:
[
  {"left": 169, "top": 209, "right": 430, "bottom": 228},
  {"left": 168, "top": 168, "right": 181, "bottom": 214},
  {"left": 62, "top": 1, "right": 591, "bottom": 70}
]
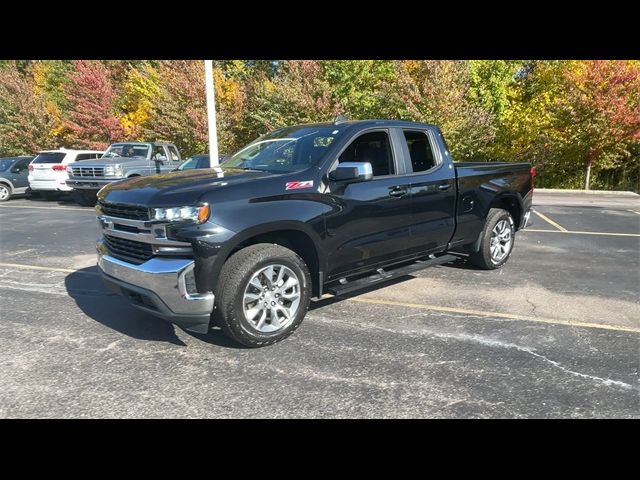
[
  {"left": 41, "top": 191, "right": 59, "bottom": 201},
  {"left": 214, "top": 243, "right": 311, "bottom": 347},
  {"left": 469, "top": 208, "right": 515, "bottom": 270},
  {"left": 0, "top": 184, "right": 11, "bottom": 202}
]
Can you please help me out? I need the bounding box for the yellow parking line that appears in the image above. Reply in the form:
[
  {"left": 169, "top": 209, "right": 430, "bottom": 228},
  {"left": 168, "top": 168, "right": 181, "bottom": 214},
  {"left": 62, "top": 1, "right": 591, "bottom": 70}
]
[
  {"left": 531, "top": 209, "right": 568, "bottom": 231},
  {"left": 348, "top": 297, "right": 640, "bottom": 334},
  {"left": 0, "top": 205, "right": 90, "bottom": 212},
  {"left": 0, "top": 262, "right": 97, "bottom": 275},
  {"left": 524, "top": 229, "right": 640, "bottom": 238}
]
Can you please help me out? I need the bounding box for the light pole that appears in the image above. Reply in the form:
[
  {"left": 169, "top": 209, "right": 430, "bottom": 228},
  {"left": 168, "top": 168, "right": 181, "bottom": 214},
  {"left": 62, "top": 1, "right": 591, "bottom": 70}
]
[{"left": 204, "top": 60, "right": 219, "bottom": 166}]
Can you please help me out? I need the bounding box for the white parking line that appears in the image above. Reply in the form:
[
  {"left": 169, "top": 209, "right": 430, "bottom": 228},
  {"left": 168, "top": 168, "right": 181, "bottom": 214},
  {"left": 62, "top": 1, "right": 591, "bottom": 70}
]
[
  {"left": 531, "top": 209, "right": 568, "bottom": 231},
  {"left": 523, "top": 229, "right": 640, "bottom": 238},
  {"left": 628, "top": 210, "right": 640, "bottom": 215},
  {"left": 0, "top": 205, "right": 91, "bottom": 212},
  {"left": 0, "top": 262, "right": 97, "bottom": 274}
]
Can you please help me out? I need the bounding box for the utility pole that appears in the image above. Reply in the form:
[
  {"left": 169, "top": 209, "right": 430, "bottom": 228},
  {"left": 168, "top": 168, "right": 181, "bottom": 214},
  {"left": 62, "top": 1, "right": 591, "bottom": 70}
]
[{"left": 204, "top": 60, "right": 219, "bottom": 166}]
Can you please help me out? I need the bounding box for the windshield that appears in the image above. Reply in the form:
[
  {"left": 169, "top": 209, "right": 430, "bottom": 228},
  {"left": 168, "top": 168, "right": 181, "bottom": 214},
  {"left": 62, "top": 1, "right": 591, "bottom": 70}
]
[
  {"left": 0, "top": 159, "right": 17, "bottom": 171},
  {"left": 103, "top": 144, "right": 150, "bottom": 159},
  {"left": 224, "top": 126, "right": 343, "bottom": 172}
]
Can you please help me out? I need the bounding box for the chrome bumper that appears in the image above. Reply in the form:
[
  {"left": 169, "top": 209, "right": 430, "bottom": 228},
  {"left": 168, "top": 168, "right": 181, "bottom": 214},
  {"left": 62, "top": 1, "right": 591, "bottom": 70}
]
[
  {"left": 67, "top": 179, "right": 116, "bottom": 190},
  {"left": 97, "top": 243, "right": 214, "bottom": 333}
]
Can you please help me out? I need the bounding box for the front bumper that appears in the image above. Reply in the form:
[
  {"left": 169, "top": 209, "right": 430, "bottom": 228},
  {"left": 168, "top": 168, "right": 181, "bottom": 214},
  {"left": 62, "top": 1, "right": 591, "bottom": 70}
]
[
  {"left": 97, "top": 243, "right": 214, "bottom": 333},
  {"left": 68, "top": 178, "right": 118, "bottom": 190},
  {"left": 29, "top": 179, "right": 73, "bottom": 192}
]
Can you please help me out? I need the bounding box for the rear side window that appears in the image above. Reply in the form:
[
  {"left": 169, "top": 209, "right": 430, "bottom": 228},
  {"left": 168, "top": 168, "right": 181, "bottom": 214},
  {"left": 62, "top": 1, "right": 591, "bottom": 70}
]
[
  {"left": 75, "top": 153, "right": 100, "bottom": 161},
  {"left": 167, "top": 146, "right": 180, "bottom": 162},
  {"left": 403, "top": 130, "right": 437, "bottom": 173},
  {"left": 33, "top": 152, "right": 66, "bottom": 164}
]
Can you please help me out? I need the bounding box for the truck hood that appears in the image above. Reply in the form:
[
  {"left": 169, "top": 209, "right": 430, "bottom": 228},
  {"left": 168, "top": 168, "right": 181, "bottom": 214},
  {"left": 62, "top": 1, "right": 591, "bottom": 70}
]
[{"left": 98, "top": 167, "right": 277, "bottom": 206}]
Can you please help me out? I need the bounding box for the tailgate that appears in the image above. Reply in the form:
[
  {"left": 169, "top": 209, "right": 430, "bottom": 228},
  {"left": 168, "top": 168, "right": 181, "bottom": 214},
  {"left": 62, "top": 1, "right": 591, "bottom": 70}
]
[{"left": 31, "top": 152, "right": 68, "bottom": 180}]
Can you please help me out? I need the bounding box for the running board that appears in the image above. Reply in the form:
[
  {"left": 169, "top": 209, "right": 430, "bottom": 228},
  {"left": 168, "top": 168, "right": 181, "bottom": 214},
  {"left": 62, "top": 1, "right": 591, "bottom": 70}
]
[{"left": 326, "top": 254, "right": 458, "bottom": 297}]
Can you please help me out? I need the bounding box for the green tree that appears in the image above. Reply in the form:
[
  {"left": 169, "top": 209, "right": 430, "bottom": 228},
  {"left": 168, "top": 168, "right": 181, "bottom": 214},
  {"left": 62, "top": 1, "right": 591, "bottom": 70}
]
[{"left": 0, "top": 62, "right": 56, "bottom": 155}]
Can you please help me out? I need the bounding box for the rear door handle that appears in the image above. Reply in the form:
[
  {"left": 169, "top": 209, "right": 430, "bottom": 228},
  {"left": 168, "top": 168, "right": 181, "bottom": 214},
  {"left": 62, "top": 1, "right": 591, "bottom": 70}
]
[
  {"left": 438, "top": 183, "right": 451, "bottom": 191},
  {"left": 389, "top": 186, "right": 408, "bottom": 198}
]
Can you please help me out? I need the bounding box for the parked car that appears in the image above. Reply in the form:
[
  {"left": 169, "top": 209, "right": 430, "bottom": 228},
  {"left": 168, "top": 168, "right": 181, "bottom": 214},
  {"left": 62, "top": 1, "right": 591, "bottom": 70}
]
[
  {"left": 66, "top": 142, "right": 182, "bottom": 206},
  {"left": 174, "top": 154, "right": 229, "bottom": 171},
  {"left": 95, "top": 120, "right": 534, "bottom": 347},
  {"left": 28, "top": 149, "right": 104, "bottom": 200},
  {"left": 0, "top": 156, "right": 34, "bottom": 202}
]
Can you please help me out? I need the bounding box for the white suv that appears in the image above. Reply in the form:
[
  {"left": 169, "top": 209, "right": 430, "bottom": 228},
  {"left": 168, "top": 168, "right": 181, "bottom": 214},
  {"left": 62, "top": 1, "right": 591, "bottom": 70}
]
[{"left": 28, "top": 148, "right": 104, "bottom": 200}]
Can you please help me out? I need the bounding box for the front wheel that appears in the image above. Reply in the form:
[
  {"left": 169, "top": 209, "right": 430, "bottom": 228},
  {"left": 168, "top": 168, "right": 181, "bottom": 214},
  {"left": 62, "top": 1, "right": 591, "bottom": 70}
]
[
  {"left": 469, "top": 208, "right": 515, "bottom": 270},
  {"left": 0, "top": 184, "right": 11, "bottom": 202},
  {"left": 214, "top": 243, "right": 311, "bottom": 347}
]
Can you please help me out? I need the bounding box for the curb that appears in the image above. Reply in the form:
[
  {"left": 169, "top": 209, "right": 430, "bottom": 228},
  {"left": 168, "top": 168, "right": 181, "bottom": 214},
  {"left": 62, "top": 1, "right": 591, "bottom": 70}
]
[{"left": 535, "top": 188, "right": 639, "bottom": 196}]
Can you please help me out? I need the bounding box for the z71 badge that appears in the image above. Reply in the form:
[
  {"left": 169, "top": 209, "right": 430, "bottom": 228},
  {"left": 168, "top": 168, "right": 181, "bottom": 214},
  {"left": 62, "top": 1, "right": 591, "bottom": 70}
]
[{"left": 285, "top": 180, "right": 314, "bottom": 190}]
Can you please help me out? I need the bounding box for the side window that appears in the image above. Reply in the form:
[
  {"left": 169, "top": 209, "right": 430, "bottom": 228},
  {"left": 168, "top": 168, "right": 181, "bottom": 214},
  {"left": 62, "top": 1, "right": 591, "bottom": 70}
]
[
  {"left": 75, "top": 154, "right": 92, "bottom": 161},
  {"left": 17, "top": 158, "right": 31, "bottom": 169},
  {"left": 338, "top": 131, "right": 394, "bottom": 177},
  {"left": 152, "top": 146, "right": 165, "bottom": 159},
  {"left": 167, "top": 146, "right": 180, "bottom": 163},
  {"left": 403, "top": 130, "right": 436, "bottom": 173}
]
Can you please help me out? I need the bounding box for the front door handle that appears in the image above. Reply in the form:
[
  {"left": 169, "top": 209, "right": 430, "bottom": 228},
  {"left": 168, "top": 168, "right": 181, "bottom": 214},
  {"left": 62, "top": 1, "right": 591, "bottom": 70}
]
[
  {"left": 389, "top": 186, "right": 408, "bottom": 198},
  {"left": 438, "top": 183, "right": 451, "bottom": 191}
]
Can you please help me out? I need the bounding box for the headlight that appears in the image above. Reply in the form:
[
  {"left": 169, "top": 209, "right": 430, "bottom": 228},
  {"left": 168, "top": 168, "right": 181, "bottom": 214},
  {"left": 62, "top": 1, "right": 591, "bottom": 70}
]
[
  {"left": 104, "top": 164, "right": 123, "bottom": 177},
  {"left": 152, "top": 204, "right": 210, "bottom": 224}
]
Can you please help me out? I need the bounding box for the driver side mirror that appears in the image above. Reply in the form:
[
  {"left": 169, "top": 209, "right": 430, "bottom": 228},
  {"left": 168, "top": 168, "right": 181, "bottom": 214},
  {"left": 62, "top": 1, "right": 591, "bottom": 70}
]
[
  {"left": 329, "top": 162, "right": 373, "bottom": 183},
  {"left": 154, "top": 154, "right": 167, "bottom": 164}
]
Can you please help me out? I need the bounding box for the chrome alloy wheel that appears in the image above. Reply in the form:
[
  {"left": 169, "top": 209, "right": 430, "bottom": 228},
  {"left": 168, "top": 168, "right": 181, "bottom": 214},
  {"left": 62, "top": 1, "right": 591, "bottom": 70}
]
[
  {"left": 490, "top": 219, "right": 512, "bottom": 263},
  {"left": 242, "top": 264, "right": 301, "bottom": 333},
  {"left": 0, "top": 185, "right": 9, "bottom": 201}
]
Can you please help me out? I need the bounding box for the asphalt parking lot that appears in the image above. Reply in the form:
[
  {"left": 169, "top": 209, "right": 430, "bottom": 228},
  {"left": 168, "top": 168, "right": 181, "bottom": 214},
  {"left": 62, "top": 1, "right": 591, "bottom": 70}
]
[{"left": 0, "top": 191, "right": 638, "bottom": 418}]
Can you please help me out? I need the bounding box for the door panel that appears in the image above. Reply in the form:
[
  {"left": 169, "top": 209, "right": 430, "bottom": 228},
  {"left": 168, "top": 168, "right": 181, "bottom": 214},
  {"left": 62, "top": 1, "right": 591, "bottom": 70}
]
[
  {"left": 400, "top": 129, "right": 456, "bottom": 254},
  {"left": 324, "top": 129, "right": 413, "bottom": 278},
  {"left": 325, "top": 177, "right": 413, "bottom": 278}
]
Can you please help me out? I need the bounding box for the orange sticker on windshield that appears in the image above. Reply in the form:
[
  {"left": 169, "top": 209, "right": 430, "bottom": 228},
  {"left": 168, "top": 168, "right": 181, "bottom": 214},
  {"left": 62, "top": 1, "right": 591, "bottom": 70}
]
[{"left": 286, "top": 180, "right": 314, "bottom": 190}]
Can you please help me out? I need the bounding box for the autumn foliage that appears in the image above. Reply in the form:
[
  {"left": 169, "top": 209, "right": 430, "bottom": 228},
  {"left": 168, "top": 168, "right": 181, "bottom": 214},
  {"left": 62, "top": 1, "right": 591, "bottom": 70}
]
[{"left": 0, "top": 59, "right": 638, "bottom": 190}]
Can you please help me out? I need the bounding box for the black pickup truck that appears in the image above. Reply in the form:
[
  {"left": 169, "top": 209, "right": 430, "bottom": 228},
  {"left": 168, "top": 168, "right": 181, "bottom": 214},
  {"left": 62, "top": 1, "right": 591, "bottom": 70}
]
[{"left": 95, "top": 120, "right": 534, "bottom": 347}]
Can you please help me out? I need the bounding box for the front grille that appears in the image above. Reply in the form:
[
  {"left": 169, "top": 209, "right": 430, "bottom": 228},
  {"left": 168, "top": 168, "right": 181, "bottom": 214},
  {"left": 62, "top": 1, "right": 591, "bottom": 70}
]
[
  {"left": 72, "top": 166, "right": 105, "bottom": 177},
  {"left": 100, "top": 202, "right": 150, "bottom": 221},
  {"left": 104, "top": 234, "right": 153, "bottom": 264}
]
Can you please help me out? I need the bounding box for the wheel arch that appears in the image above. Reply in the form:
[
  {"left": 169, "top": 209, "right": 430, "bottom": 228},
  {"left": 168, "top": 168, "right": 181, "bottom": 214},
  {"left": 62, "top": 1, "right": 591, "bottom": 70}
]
[{"left": 200, "top": 221, "right": 326, "bottom": 298}]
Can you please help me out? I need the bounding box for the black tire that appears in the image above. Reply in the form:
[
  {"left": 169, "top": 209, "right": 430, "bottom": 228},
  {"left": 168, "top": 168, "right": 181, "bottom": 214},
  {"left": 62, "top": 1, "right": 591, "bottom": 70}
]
[
  {"left": 41, "top": 191, "right": 59, "bottom": 201},
  {"left": 0, "top": 183, "right": 11, "bottom": 202},
  {"left": 214, "top": 243, "right": 311, "bottom": 347},
  {"left": 469, "top": 208, "right": 516, "bottom": 270},
  {"left": 72, "top": 189, "right": 97, "bottom": 207}
]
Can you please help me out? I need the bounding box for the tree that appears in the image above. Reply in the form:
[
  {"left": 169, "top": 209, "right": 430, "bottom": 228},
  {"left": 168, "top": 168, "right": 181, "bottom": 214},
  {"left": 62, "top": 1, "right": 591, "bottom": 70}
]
[
  {"left": 561, "top": 60, "right": 640, "bottom": 189},
  {"left": 0, "top": 62, "right": 56, "bottom": 156},
  {"left": 146, "top": 60, "right": 208, "bottom": 156},
  {"left": 118, "top": 62, "right": 161, "bottom": 140},
  {"left": 64, "top": 60, "right": 125, "bottom": 150},
  {"left": 383, "top": 60, "right": 496, "bottom": 160}
]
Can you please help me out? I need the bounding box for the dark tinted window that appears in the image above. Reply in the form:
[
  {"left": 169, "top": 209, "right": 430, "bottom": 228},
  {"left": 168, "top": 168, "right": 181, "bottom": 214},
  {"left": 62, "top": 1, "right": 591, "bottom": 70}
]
[
  {"left": 76, "top": 153, "right": 99, "bottom": 161},
  {"left": 339, "top": 131, "right": 394, "bottom": 177},
  {"left": 15, "top": 158, "right": 32, "bottom": 169},
  {"left": 0, "top": 159, "right": 16, "bottom": 171},
  {"left": 403, "top": 130, "right": 436, "bottom": 172},
  {"left": 197, "top": 156, "right": 210, "bottom": 168},
  {"left": 33, "top": 152, "right": 66, "bottom": 164}
]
